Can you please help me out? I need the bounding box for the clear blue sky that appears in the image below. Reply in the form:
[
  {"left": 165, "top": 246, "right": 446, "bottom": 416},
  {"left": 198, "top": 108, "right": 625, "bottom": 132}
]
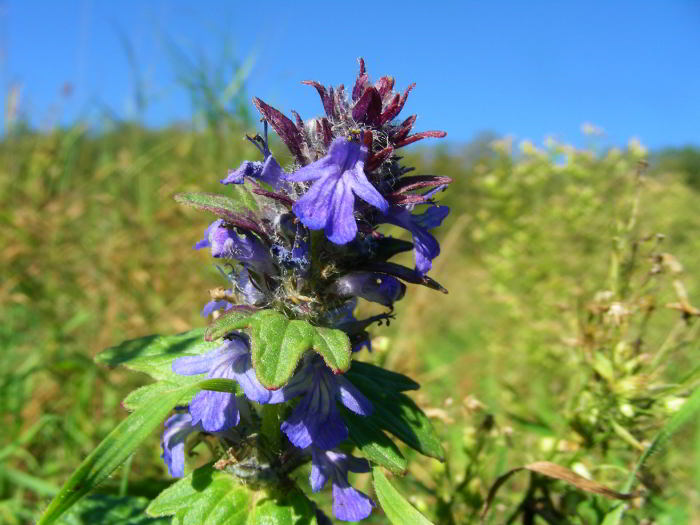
[{"left": 3, "top": 0, "right": 699, "bottom": 149}]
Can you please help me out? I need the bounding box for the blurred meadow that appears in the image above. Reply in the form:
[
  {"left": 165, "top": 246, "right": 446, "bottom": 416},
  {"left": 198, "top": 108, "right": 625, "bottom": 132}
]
[{"left": 3, "top": 29, "right": 700, "bottom": 525}]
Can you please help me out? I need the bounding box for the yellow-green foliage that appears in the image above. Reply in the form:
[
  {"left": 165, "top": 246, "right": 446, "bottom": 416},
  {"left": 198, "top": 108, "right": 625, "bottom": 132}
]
[{"left": 1, "top": 125, "right": 698, "bottom": 524}]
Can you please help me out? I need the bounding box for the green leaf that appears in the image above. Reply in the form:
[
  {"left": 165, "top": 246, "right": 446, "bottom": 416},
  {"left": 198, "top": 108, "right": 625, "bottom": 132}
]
[
  {"left": 348, "top": 375, "right": 444, "bottom": 461},
  {"left": 147, "top": 464, "right": 317, "bottom": 525},
  {"left": 122, "top": 381, "right": 224, "bottom": 412},
  {"left": 174, "top": 191, "right": 257, "bottom": 216},
  {"left": 345, "top": 361, "right": 419, "bottom": 392},
  {"left": 57, "top": 495, "right": 170, "bottom": 525},
  {"left": 344, "top": 409, "right": 407, "bottom": 474},
  {"left": 372, "top": 467, "right": 434, "bottom": 525},
  {"left": 96, "top": 328, "right": 218, "bottom": 384},
  {"left": 376, "top": 394, "right": 444, "bottom": 461},
  {"left": 38, "top": 379, "right": 238, "bottom": 525},
  {"left": 229, "top": 183, "right": 261, "bottom": 213},
  {"left": 211, "top": 309, "right": 352, "bottom": 389},
  {"left": 174, "top": 192, "right": 266, "bottom": 240}
]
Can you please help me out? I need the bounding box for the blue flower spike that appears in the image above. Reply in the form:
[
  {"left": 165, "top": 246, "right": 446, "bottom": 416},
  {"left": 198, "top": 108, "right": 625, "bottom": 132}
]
[{"left": 163, "top": 59, "right": 451, "bottom": 522}]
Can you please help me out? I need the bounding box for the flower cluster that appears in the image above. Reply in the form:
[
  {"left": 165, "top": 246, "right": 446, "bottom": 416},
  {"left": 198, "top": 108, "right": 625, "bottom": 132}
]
[{"left": 161, "top": 59, "right": 450, "bottom": 522}]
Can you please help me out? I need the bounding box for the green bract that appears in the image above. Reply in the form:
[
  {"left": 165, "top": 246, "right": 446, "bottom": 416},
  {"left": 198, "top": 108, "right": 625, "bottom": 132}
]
[{"left": 207, "top": 309, "right": 352, "bottom": 389}]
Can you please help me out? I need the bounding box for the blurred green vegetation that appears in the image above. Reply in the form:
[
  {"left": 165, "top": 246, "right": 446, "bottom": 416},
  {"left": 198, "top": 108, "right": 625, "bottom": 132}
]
[{"left": 2, "top": 108, "right": 699, "bottom": 522}]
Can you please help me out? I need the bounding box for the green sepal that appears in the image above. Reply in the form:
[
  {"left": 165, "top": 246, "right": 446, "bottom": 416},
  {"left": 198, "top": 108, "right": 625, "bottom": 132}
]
[
  {"left": 348, "top": 374, "right": 445, "bottom": 461},
  {"left": 373, "top": 467, "right": 435, "bottom": 525},
  {"left": 343, "top": 409, "right": 407, "bottom": 474},
  {"left": 206, "top": 309, "right": 352, "bottom": 389},
  {"left": 95, "top": 328, "right": 218, "bottom": 384},
  {"left": 147, "top": 464, "right": 318, "bottom": 525}
]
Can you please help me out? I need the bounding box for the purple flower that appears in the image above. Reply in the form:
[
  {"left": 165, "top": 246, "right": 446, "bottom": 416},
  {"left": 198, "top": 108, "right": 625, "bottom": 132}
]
[
  {"left": 285, "top": 138, "right": 389, "bottom": 244},
  {"left": 278, "top": 356, "right": 372, "bottom": 450},
  {"left": 200, "top": 299, "right": 232, "bottom": 317},
  {"left": 200, "top": 269, "right": 265, "bottom": 317},
  {"left": 195, "top": 220, "right": 274, "bottom": 273},
  {"left": 310, "top": 448, "right": 374, "bottom": 522},
  {"left": 383, "top": 205, "right": 450, "bottom": 275},
  {"left": 221, "top": 156, "right": 287, "bottom": 190},
  {"left": 271, "top": 214, "right": 311, "bottom": 273},
  {"left": 236, "top": 267, "right": 266, "bottom": 305},
  {"left": 331, "top": 271, "right": 405, "bottom": 307},
  {"left": 172, "top": 335, "right": 283, "bottom": 432},
  {"left": 161, "top": 412, "right": 199, "bottom": 478}
]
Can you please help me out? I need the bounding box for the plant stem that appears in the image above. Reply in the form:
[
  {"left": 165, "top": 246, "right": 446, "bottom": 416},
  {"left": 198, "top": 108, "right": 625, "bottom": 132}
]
[
  {"left": 651, "top": 319, "right": 687, "bottom": 370},
  {"left": 261, "top": 404, "right": 282, "bottom": 454}
]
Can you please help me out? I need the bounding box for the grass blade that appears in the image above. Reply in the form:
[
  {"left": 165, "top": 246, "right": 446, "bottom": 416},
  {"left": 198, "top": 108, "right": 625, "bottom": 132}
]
[{"left": 602, "top": 386, "right": 700, "bottom": 525}]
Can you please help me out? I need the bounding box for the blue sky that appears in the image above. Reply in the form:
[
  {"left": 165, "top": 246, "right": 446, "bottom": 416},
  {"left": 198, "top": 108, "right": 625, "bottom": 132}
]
[{"left": 3, "top": 1, "right": 699, "bottom": 149}]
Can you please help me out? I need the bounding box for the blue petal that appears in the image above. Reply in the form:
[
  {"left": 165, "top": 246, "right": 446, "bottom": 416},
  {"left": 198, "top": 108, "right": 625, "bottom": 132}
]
[
  {"left": 288, "top": 138, "right": 385, "bottom": 245},
  {"left": 189, "top": 389, "right": 239, "bottom": 432},
  {"left": 313, "top": 404, "right": 349, "bottom": 449},
  {"left": 161, "top": 413, "right": 197, "bottom": 478},
  {"left": 194, "top": 220, "right": 222, "bottom": 250},
  {"left": 327, "top": 138, "right": 363, "bottom": 170},
  {"left": 292, "top": 173, "right": 336, "bottom": 231},
  {"left": 259, "top": 156, "right": 287, "bottom": 189},
  {"left": 200, "top": 299, "right": 231, "bottom": 318},
  {"left": 348, "top": 167, "right": 389, "bottom": 214},
  {"left": 182, "top": 339, "right": 247, "bottom": 432},
  {"left": 308, "top": 449, "right": 374, "bottom": 521},
  {"left": 230, "top": 351, "right": 285, "bottom": 404},
  {"left": 281, "top": 388, "right": 348, "bottom": 449},
  {"left": 324, "top": 174, "right": 357, "bottom": 244},
  {"left": 220, "top": 160, "right": 263, "bottom": 185},
  {"left": 415, "top": 205, "right": 449, "bottom": 230},
  {"left": 411, "top": 225, "right": 440, "bottom": 275},
  {"left": 309, "top": 449, "right": 331, "bottom": 492},
  {"left": 165, "top": 440, "right": 185, "bottom": 478},
  {"left": 384, "top": 207, "right": 441, "bottom": 275},
  {"left": 172, "top": 347, "right": 226, "bottom": 376},
  {"left": 285, "top": 156, "right": 334, "bottom": 183},
  {"left": 280, "top": 394, "right": 316, "bottom": 448},
  {"left": 332, "top": 484, "right": 374, "bottom": 522},
  {"left": 236, "top": 268, "right": 266, "bottom": 304},
  {"left": 335, "top": 376, "right": 373, "bottom": 416},
  {"left": 210, "top": 226, "right": 237, "bottom": 258},
  {"left": 279, "top": 367, "right": 315, "bottom": 400}
]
